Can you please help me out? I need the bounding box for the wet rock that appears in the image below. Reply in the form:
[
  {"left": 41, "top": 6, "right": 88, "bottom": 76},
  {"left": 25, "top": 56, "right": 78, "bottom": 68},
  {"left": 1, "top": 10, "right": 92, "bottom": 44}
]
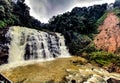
[
  {"left": 0, "top": 55, "right": 8, "bottom": 65},
  {"left": 104, "top": 64, "right": 120, "bottom": 73},
  {"left": 65, "top": 68, "right": 105, "bottom": 83},
  {"left": 46, "top": 80, "right": 54, "bottom": 83},
  {"left": 107, "top": 78, "right": 120, "bottom": 83},
  {"left": 65, "top": 64, "right": 120, "bottom": 83},
  {"left": 71, "top": 79, "right": 76, "bottom": 83},
  {"left": 0, "top": 28, "right": 9, "bottom": 65}
]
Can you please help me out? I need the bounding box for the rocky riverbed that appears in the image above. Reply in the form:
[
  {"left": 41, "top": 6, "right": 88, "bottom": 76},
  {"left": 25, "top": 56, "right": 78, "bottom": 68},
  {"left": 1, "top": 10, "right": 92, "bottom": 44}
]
[{"left": 0, "top": 57, "right": 120, "bottom": 83}]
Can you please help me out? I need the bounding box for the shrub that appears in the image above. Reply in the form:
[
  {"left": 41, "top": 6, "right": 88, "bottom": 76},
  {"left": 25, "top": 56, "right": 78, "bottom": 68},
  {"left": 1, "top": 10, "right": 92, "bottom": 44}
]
[
  {"left": 96, "top": 12, "right": 108, "bottom": 27},
  {"left": 68, "top": 34, "right": 92, "bottom": 55},
  {"left": 0, "top": 20, "right": 6, "bottom": 28},
  {"left": 83, "top": 43, "right": 98, "bottom": 53},
  {"left": 112, "top": 8, "right": 120, "bottom": 19},
  {"left": 86, "top": 51, "right": 120, "bottom": 66},
  {"left": 0, "top": 5, "right": 5, "bottom": 17}
]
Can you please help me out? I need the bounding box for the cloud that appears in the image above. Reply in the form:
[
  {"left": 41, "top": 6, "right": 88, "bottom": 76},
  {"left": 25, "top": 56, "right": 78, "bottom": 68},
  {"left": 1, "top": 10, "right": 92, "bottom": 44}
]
[{"left": 25, "top": 0, "right": 115, "bottom": 23}]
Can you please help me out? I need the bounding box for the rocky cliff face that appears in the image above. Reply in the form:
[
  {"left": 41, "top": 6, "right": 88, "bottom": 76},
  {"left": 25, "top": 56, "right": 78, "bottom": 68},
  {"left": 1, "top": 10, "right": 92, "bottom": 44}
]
[
  {"left": 0, "top": 28, "right": 10, "bottom": 65},
  {"left": 94, "top": 12, "right": 120, "bottom": 53}
]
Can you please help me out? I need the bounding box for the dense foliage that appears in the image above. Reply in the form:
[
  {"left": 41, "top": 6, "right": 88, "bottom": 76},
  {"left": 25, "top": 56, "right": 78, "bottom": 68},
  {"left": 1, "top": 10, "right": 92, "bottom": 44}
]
[
  {"left": 112, "top": 8, "right": 120, "bottom": 18},
  {"left": 48, "top": 4, "right": 107, "bottom": 34},
  {"left": 114, "top": 0, "right": 120, "bottom": 8},
  {"left": 87, "top": 51, "right": 120, "bottom": 67},
  {"left": 46, "top": 4, "right": 107, "bottom": 55},
  {"left": 0, "top": 0, "right": 41, "bottom": 29},
  {"left": 96, "top": 12, "right": 108, "bottom": 27}
]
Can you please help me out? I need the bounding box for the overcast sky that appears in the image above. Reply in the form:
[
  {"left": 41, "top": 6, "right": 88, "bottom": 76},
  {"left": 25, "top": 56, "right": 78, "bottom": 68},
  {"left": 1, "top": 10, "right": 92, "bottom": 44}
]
[{"left": 25, "top": 0, "right": 115, "bottom": 23}]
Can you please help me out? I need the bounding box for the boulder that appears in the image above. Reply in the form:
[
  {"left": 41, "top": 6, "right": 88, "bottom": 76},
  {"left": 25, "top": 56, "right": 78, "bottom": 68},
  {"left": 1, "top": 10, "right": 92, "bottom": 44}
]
[{"left": 107, "top": 78, "right": 120, "bottom": 83}]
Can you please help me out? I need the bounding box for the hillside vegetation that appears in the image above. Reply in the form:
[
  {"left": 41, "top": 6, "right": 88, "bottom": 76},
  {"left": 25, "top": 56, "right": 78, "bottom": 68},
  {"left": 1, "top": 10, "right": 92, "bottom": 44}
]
[{"left": 0, "top": 0, "right": 41, "bottom": 29}]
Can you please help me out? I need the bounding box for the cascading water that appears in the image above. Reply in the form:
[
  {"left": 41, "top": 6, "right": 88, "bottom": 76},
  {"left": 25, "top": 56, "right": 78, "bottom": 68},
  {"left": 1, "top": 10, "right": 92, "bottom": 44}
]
[
  {"left": 1, "top": 27, "right": 120, "bottom": 83},
  {"left": 6, "top": 26, "right": 70, "bottom": 63}
]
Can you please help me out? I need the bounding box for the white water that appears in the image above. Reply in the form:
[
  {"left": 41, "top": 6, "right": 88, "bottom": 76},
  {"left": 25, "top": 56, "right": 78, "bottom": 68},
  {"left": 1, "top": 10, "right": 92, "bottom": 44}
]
[
  {"left": 66, "top": 64, "right": 120, "bottom": 83},
  {"left": 6, "top": 26, "right": 70, "bottom": 63},
  {"left": 0, "top": 26, "right": 120, "bottom": 82}
]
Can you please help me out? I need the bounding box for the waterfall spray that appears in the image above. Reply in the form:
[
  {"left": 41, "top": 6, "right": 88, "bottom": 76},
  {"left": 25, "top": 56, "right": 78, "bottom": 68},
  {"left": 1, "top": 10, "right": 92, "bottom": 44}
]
[{"left": 7, "top": 26, "right": 70, "bottom": 63}]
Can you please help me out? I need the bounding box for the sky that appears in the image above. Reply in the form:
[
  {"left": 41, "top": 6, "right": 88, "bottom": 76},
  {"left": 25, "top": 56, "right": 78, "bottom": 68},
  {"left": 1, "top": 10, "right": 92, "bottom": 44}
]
[{"left": 25, "top": 0, "right": 115, "bottom": 23}]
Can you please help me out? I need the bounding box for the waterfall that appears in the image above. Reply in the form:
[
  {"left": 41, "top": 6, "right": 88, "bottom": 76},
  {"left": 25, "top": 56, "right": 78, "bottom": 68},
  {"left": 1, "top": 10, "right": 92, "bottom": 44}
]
[{"left": 6, "top": 26, "right": 70, "bottom": 63}]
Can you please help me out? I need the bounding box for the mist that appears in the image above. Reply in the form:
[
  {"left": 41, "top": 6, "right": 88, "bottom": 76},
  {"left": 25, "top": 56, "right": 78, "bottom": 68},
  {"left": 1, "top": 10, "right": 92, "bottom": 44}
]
[{"left": 25, "top": 0, "right": 115, "bottom": 23}]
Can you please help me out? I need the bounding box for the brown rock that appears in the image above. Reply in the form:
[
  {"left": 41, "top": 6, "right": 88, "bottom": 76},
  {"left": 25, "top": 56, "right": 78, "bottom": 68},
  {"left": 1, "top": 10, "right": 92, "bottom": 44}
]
[
  {"left": 94, "top": 13, "right": 120, "bottom": 53},
  {"left": 104, "top": 64, "right": 120, "bottom": 73},
  {"left": 107, "top": 78, "right": 120, "bottom": 83}
]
